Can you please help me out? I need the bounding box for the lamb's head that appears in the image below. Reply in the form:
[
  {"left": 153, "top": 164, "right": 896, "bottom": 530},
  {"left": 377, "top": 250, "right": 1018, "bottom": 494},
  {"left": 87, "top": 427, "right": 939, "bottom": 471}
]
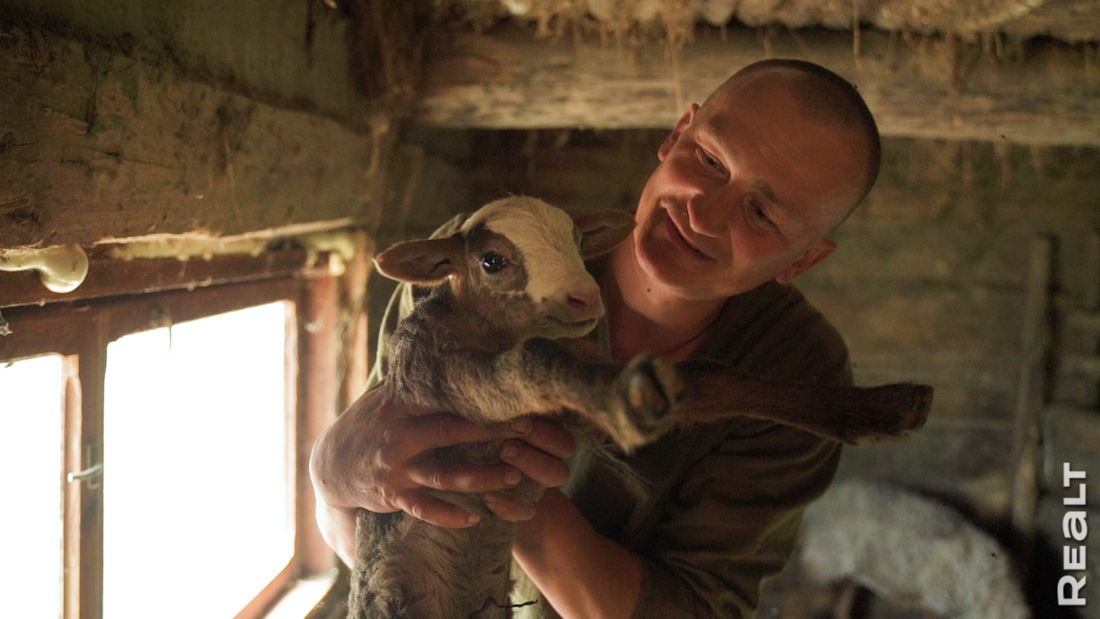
[{"left": 374, "top": 197, "right": 635, "bottom": 339}]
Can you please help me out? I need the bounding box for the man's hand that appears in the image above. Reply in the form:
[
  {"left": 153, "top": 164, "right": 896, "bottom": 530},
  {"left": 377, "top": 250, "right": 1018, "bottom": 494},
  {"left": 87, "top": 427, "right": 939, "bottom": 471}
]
[{"left": 309, "top": 388, "right": 576, "bottom": 534}]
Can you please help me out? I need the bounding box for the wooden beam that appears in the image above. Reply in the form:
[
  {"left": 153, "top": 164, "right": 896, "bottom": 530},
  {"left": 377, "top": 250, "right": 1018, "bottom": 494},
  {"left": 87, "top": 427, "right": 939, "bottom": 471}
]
[
  {"left": 416, "top": 24, "right": 1100, "bottom": 145},
  {"left": 0, "top": 249, "right": 326, "bottom": 309}
]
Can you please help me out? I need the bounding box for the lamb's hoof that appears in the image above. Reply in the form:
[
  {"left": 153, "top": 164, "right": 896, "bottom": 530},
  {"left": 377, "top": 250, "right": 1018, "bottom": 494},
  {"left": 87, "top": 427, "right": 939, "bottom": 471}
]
[
  {"left": 609, "top": 353, "right": 684, "bottom": 451},
  {"left": 843, "top": 383, "right": 934, "bottom": 445},
  {"left": 890, "top": 383, "right": 934, "bottom": 437}
]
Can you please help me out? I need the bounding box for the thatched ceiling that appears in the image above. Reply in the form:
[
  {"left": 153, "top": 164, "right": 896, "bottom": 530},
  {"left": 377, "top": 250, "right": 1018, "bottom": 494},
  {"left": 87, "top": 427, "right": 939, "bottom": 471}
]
[{"left": 458, "top": 0, "right": 1100, "bottom": 42}]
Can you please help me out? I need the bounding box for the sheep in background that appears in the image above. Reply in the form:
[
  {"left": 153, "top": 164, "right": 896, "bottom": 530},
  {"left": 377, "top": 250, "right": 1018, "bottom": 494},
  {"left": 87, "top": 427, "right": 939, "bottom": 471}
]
[
  {"left": 789, "top": 480, "right": 1031, "bottom": 619},
  {"left": 349, "top": 196, "right": 934, "bottom": 619}
]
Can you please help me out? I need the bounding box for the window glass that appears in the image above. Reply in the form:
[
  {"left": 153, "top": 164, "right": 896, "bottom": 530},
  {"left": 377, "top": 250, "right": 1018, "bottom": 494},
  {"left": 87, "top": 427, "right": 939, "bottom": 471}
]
[
  {"left": 104, "top": 302, "right": 293, "bottom": 619},
  {"left": 0, "top": 354, "right": 64, "bottom": 619}
]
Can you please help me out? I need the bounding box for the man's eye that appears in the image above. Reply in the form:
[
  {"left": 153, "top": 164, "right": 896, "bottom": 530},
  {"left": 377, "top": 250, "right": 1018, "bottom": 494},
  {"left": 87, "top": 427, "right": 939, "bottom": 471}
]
[
  {"left": 750, "top": 201, "right": 774, "bottom": 226},
  {"left": 697, "top": 148, "right": 723, "bottom": 172},
  {"left": 480, "top": 252, "right": 506, "bottom": 274}
]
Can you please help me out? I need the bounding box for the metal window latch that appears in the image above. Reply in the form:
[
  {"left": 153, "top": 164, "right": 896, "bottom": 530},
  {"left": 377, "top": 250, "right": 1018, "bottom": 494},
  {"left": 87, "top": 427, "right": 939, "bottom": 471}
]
[{"left": 68, "top": 444, "right": 102, "bottom": 489}]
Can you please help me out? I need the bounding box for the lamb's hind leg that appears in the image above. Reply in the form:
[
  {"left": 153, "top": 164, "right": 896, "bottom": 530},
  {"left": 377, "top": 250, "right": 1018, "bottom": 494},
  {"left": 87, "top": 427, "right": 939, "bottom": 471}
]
[{"left": 674, "top": 360, "right": 933, "bottom": 445}]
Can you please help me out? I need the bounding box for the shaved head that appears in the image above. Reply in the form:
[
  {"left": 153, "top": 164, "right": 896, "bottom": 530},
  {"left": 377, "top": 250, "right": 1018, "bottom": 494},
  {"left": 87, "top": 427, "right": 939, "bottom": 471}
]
[{"left": 704, "top": 59, "right": 881, "bottom": 226}]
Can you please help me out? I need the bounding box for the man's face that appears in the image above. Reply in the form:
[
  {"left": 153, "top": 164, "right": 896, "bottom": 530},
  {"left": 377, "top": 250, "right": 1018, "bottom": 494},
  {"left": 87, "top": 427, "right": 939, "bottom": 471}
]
[{"left": 632, "top": 70, "right": 869, "bottom": 300}]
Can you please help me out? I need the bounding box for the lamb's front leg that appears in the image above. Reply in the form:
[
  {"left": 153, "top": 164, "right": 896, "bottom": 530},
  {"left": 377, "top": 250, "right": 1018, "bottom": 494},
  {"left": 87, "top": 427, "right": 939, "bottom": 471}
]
[{"left": 485, "top": 338, "right": 685, "bottom": 451}]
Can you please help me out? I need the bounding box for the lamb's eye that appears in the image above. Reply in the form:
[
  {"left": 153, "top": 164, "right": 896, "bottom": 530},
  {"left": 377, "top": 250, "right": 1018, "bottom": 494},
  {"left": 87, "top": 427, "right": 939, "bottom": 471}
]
[{"left": 480, "top": 252, "right": 506, "bottom": 274}]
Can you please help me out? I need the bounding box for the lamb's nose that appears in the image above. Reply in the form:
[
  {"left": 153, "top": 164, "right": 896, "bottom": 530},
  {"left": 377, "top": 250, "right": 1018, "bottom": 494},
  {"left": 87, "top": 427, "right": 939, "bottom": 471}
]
[{"left": 566, "top": 286, "right": 603, "bottom": 322}]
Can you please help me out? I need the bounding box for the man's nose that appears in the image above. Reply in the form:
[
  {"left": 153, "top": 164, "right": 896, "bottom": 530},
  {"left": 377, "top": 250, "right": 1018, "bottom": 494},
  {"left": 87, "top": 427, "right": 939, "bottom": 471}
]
[{"left": 685, "top": 191, "right": 732, "bottom": 238}]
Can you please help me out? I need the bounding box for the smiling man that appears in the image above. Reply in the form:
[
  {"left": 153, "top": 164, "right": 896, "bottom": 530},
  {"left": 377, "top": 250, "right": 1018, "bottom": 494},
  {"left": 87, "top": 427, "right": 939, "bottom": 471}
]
[{"left": 309, "top": 58, "right": 881, "bottom": 619}]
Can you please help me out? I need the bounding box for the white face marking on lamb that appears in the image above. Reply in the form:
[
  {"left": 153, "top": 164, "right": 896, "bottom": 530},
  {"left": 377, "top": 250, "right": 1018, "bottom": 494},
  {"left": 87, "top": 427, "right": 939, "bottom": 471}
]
[{"left": 463, "top": 198, "right": 603, "bottom": 325}]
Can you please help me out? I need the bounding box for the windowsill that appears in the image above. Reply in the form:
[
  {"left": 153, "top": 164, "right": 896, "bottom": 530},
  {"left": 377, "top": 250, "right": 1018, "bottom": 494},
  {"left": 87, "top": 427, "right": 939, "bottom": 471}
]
[{"left": 263, "top": 571, "right": 342, "bottom": 619}]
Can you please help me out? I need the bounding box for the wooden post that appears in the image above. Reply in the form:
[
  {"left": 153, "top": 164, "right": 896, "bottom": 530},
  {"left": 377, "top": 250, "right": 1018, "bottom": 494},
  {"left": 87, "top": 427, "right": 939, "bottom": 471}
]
[
  {"left": 299, "top": 276, "right": 339, "bottom": 576},
  {"left": 62, "top": 354, "right": 83, "bottom": 619},
  {"left": 341, "top": 231, "right": 374, "bottom": 409},
  {"left": 1009, "top": 237, "right": 1054, "bottom": 567},
  {"left": 1077, "top": 230, "right": 1100, "bottom": 404},
  {"left": 64, "top": 313, "right": 108, "bottom": 619}
]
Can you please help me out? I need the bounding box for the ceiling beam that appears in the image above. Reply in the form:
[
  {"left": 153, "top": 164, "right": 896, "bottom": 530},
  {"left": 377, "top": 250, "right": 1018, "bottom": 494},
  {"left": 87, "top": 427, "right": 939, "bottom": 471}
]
[{"left": 415, "top": 24, "right": 1100, "bottom": 145}]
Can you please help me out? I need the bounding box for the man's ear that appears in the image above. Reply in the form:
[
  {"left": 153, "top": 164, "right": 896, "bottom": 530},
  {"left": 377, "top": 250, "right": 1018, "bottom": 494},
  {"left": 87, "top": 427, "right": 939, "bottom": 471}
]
[
  {"left": 572, "top": 210, "right": 637, "bottom": 259},
  {"left": 373, "top": 234, "right": 465, "bottom": 285},
  {"left": 658, "top": 104, "right": 699, "bottom": 161},
  {"left": 775, "top": 238, "right": 836, "bottom": 285}
]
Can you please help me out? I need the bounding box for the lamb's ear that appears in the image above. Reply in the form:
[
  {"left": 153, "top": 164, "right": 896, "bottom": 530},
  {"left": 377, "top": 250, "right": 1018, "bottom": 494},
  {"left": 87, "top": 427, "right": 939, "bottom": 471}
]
[
  {"left": 573, "top": 210, "right": 637, "bottom": 259},
  {"left": 374, "top": 234, "right": 464, "bottom": 285}
]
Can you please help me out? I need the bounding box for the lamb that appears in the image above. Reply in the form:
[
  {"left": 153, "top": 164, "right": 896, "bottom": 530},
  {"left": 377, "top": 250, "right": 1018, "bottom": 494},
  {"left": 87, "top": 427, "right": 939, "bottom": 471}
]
[
  {"left": 347, "top": 196, "right": 933, "bottom": 619},
  {"left": 787, "top": 480, "right": 1030, "bottom": 619}
]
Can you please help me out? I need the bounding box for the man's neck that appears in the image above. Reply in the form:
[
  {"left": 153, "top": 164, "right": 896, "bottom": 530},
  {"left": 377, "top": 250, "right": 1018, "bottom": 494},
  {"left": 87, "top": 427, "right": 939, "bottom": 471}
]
[{"left": 604, "top": 242, "right": 726, "bottom": 362}]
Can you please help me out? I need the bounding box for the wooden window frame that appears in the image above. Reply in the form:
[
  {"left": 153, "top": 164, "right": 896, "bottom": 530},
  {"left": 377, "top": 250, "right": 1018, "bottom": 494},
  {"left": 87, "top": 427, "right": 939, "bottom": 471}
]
[{"left": 0, "top": 254, "right": 339, "bottom": 619}]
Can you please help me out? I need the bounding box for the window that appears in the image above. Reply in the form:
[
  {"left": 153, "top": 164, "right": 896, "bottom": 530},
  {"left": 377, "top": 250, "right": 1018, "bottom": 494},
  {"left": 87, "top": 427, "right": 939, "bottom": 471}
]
[
  {"left": 0, "top": 354, "right": 64, "bottom": 619},
  {"left": 0, "top": 256, "right": 340, "bottom": 619},
  {"left": 104, "top": 303, "right": 294, "bottom": 618}
]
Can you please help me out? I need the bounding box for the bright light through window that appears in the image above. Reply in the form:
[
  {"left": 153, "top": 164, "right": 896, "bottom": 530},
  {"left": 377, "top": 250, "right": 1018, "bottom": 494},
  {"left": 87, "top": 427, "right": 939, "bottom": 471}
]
[
  {"left": 104, "top": 302, "right": 294, "bottom": 619},
  {"left": 0, "top": 354, "right": 64, "bottom": 619}
]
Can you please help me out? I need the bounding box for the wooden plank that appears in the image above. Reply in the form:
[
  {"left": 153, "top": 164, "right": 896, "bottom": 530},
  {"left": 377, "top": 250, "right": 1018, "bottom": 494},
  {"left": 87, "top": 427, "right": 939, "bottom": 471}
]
[
  {"left": 299, "top": 276, "right": 338, "bottom": 575},
  {"left": 0, "top": 276, "right": 305, "bottom": 360},
  {"left": 0, "top": 249, "right": 325, "bottom": 309},
  {"left": 0, "top": 309, "right": 87, "bottom": 361},
  {"left": 1009, "top": 237, "right": 1054, "bottom": 543},
  {"left": 416, "top": 24, "right": 1100, "bottom": 145},
  {"left": 62, "top": 354, "right": 82, "bottom": 619},
  {"left": 0, "top": 25, "right": 382, "bottom": 249},
  {"left": 1060, "top": 230, "right": 1100, "bottom": 406},
  {"left": 76, "top": 313, "right": 108, "bottom": 619},
  {"left": 340, "top": 231, "right": 374, "bottom": 408},
  {"left": 103, "top": 277, "right": 303, "bottom": 341},
  {"left": 1043, "top": 405, "right": 1100, "bottom": 507}
]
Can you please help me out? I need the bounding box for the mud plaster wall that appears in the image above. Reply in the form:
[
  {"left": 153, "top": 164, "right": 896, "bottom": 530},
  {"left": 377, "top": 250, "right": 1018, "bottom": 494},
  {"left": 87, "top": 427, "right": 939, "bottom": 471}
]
[
  {"left": 0, "top": 2, "right": 389, "bottom": 251},
  {"left": 377, "top": 126, "right": 1100, "bottom": 524}
]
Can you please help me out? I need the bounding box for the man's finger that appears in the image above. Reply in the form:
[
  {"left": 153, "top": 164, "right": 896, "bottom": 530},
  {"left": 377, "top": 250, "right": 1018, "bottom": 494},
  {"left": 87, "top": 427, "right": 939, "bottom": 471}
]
[
  {"left": 396, "top": 490, "right": 483, "bottom": 529},
  {"left": 521, "top": 417, "right": 577, "bottom": 460},
  {"left": 483, "top": 492, "right": 539, "bottom": 522},
  {"left": 407, "top": 459, "right": 523, "bottom": 493},
  {"left": 500, "top": 440, "right": 571, "bottom": 488}
]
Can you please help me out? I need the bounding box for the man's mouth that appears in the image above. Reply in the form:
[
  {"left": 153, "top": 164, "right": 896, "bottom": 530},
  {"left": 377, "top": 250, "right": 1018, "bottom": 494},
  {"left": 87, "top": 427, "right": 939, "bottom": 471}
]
[{"left": 663, "top": 212, "right": 713, "bottom": 262}]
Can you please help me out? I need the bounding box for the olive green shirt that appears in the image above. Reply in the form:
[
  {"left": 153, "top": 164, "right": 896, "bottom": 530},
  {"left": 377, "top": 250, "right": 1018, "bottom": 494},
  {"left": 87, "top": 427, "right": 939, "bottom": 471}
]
[{"left": 530, "top": 280, "right": 849, "bottom": 619}]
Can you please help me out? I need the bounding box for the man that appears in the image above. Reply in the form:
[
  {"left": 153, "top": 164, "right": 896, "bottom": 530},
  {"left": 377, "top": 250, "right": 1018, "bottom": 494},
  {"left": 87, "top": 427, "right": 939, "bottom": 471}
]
[{"left": 310, "top": 58, "right": 880, "bottom": 618}]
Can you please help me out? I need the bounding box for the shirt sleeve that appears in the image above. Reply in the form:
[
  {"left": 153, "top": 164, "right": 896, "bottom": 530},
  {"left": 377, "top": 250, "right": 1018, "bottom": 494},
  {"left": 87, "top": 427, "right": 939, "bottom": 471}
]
[{"left": 632, "top": 421, "right": 843, "bottom": 619}]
